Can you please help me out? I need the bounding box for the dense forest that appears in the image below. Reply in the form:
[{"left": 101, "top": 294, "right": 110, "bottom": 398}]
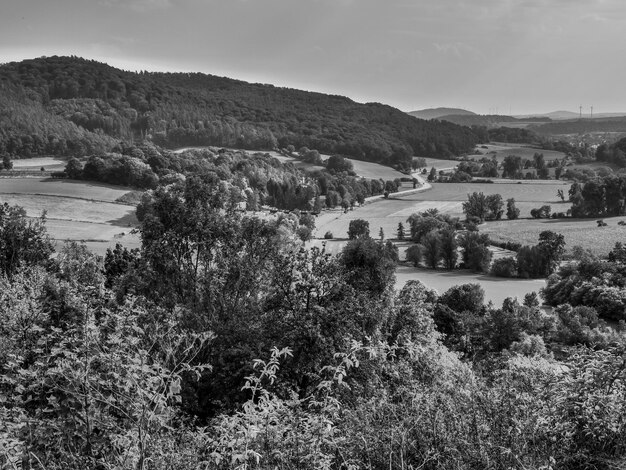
[
  {"left": 2, "top": 172, "right": 626, "bottom": 469},
  {"left": 0, "top": 56, "right": 482, "bottom": 170}
]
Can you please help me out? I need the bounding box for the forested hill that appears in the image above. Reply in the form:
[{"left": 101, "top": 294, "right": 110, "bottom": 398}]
[{"left": 0, "top": 56, "right": 481, "bottom": 169}]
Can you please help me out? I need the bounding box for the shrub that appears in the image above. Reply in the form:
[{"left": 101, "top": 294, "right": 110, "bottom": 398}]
[
  {"left": 490, "top": 257, "right": 518, "bottom": 277},
  {"left": 597, "top": 220, "right": 608, "bottom": 227},
  {"left": 324, "top": 231, "right": 333, "bottom": 239}
]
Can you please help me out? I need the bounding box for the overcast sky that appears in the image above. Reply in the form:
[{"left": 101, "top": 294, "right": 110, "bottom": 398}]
[{"left": 1, "top": 0, "right": 625, "bottom": 115}]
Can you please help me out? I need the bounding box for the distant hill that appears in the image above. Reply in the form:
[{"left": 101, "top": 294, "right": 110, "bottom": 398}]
[
  {"left": 516, "top": 110, "right": 626, "bottom": 121},
  {"left": 0, "top": 56, "right": 483, "bottom": 170},
  {"left": 436, "top": 114, "right": 519, "bottom": 128},
  {"left": 409, "top": 107, "right": 476, "bottom": 120},
  {"left": 530, "top": 117, "right": 626, "bottom": 136}
]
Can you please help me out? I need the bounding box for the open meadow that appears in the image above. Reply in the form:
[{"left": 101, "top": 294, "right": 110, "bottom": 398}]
[
  {"left": 308, "top": 237, "right": 543, "bottom": 305},
  {"left": 0, "top": 177, "right": 141, "bottom": 255},
  {"left": 481, "top": 216, "right": 626, "bottom": 257},
  {"left": 10, "top": 157, "right": 66, "bottom": 171},
  {"left": 262, "top": 151, "right": 408, "bottom": 180},
  {"left": 476, "top": 143, "right": 566, "bottom": 162},
  {"left": 314, "top": 180, "right": 569, "bottom": 241},
  {"left": 311, "top": 179, "right": 569, "bottom": 303}
]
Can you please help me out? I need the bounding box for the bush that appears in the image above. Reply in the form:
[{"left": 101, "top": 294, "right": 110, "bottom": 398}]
[
  {"left": 530, "top": 205, "right": 551, "bottom": 219},
  {"left": 490, "top": 257, "right": 518, "bottom": 277},
  {"left": 597, "top": 220, "right": 608, "bottom": 227},
  {"left": 324, "top": 231, "right": 333, "bottom": 239}
]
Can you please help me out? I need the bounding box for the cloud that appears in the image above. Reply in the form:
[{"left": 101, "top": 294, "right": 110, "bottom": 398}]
[
  {"left": 432, "top": 42, "right": 484, "bottom": 60},
  {"left": 98, "top": 0, "right": 174, "bottom": 12}
]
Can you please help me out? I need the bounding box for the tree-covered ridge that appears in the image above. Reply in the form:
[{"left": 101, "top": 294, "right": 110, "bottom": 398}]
[{"left": 0, "top": 56, "right": 482, "bottom": 168}]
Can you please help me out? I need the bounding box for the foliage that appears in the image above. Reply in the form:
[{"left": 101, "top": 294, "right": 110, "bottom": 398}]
[
  {"left": 405, "top": 244, "right": 424, "bottom": 267},
  {"left": 530, "top": 205, "right": 551, "bottom": 219},
  {"left": 458, "top": 231, "right": 492, "bottom": 272},
  {"left": 506, "top": 197, "right": 520, "bottom": 220},
  {"left": 462, "top": 191, "right": 489, "bottom": 222},
  {"left": 4, "top": 176, "right": 626, "bottom": 469},
  {"left": 490, "top": 256, "right": 518, "bottom": 277},
  {"left": 0, "top": 203, "right": 53, "bottom": 278},
  {"left": 421, "top": 230, "right": 442, "bottom": 269},
  {"left": 439, "top": 283, "right": 485, "bottom": 314},
  {"left": 341, "top": 237, "right": 398, "bottom": 295},
  {"left": 347, "top": 219, "right": 370, "bottom": 239}
]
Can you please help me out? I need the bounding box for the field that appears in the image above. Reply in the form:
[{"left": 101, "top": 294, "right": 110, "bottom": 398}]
[
  {"left": 481, "top": 216, "right": 626, "bottom": 256},
  {"left": 311, "top": 178, "right": 572, "bottom": 303},
  {"left": 0, "top": 177, "right": 140, "bottom": 255},
  {"left": 0, "top": 178, "right": 133, "bottom": 201},
  {"left": 414, "top": 157, "right": 458, "bottom": 171},
  {"left": 10, "top": 157, "right": 66, "bottom": 171},
  {"left": 396, "top": 265, "right": 545, "bottom": 306},
  {"left": 476, "top": 143, "right": 566, "bottom": 162},
  {"left": 265, "top": 152, "right": 408, "bottom": 180},
  {"left": 314, "top": 180, "right": 569, "bottom": 241},
  {"left": 309, "top": 237, "right": 543, "bottom": 304}
]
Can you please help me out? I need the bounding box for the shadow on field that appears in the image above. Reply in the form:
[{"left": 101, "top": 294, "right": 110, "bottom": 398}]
[{"left": 107, "top": 210, "right": 138, "bottom": 227}]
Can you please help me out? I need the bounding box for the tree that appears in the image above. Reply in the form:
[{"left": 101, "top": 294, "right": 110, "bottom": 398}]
[
  {"left": 506, "top": 198, "right": 520, "bottom": 220},
  {"left": 65, "top": 157, "right": 83, "bottom": 179},
  {"left": 341, "top": 237, "right": 397, "bottom": 295},
  {"left": 462, "top": 192, "right": 489, "bottom": 222},
  {"left": 327, "top": 155, "right": 354, "bottom": 173},
  {"left": 439, "top": 229, "right": 458, "bottom": 270},
  {"left": 325, "top": 190, "right": 340, "bottom": 208},
  {"left": 502, "top": 155, "right": 523, "bottom": 178},
  {"left": 485, "top": 194, "right": 504, "bottom": 220},
  {"left": 2, "top": 154, "right": 13, "bottom": 170},
  {"left": 439, "top": 283, "right": 485, "bottom": 314},
  {"left": 428, "top": 167, "right": 437, "bottom": 182},
  {"left": 348, "top": 219, "right": 370, "bottom": 239},
  {"left": 459, "top": 231, "right": 492, "bottom": 272},
  {"left": 422, "top": 230, "right": 441, "bottom": 269},
  {"left": 538, "top": 230, "right": 565, "bottom": 275},
  {"left": 379, "top": 227, "right": 385, "bottom": 241},
  {"left": 405, "top": 244, "right": 423, "bottom": 267},
  {"left": 397, "top": 222, "right": 406, "bottom": 240}
]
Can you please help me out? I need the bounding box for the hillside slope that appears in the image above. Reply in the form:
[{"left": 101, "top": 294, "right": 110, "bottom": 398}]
[
  {"left": 408, "top": 107, "right": 476, "bottom": 120},
  {"left": 0, "top": 56, "right": 482, "bottom": 169}
]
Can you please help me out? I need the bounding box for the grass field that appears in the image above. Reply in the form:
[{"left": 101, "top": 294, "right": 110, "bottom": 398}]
[
  {"left": 395, "top": 265, "right": 545, "bottom": 306},
  {"left": 10, "top": 157, "right": 66, "bottom": 171},
  {"left": 308, "top": 239, "right": 545, "bottom": 304},
  {"left": 0, "top": 177, "right": 140, "bottom": 255},
  {"left": 267, "top": 152, "right": 407, "bottom": 180},
  {"left": 0, "top": 178, "right": 134, "bottom": 202},
  {"left": 481, "top": 216, "right": 626, "bottom": 256},
  {"left": 476, "top": 143, "right": 566, "bottom": 162},
  {"left": 314, "top": 180, "right": 569, "bottom": 241}
]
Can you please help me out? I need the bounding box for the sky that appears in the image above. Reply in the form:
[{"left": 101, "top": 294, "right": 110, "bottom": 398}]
[{"left": 1, "top": 0, "right": 626, "bottom": 115}]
